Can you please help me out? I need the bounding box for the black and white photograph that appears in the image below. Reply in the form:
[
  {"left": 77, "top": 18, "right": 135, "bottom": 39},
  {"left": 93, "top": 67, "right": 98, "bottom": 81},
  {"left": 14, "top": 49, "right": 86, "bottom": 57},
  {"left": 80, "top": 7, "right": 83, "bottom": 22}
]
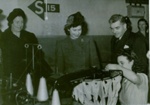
[{"left": 0, "top": 0, "right": 149, "bottom": 105}]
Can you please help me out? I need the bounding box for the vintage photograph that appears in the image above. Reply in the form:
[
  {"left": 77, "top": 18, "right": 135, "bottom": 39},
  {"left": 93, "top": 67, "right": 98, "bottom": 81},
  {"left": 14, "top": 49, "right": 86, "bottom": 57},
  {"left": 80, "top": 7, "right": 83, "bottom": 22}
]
[{"left": 0, "top": 0, "right": 149, "bottom": 105}]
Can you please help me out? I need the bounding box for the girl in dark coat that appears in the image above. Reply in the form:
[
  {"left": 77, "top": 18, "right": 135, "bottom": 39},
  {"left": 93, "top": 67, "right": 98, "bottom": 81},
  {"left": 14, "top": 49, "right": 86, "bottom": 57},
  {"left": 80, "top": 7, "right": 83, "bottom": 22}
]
[{"left": 56, "top": 12, "right": 100, "bottom": 75}]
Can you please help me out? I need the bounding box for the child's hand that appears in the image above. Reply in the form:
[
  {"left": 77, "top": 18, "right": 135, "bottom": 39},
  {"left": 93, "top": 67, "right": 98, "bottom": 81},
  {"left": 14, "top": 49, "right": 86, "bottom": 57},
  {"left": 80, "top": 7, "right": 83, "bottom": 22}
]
[{"left": 105, "top": 64, "right": 119, "bottom": 71}]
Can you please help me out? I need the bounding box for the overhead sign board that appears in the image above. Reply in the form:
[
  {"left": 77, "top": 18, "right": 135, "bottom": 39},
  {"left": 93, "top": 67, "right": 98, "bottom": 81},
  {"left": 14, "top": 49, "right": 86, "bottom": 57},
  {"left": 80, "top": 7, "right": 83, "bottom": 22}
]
[{"left": 28, "top": 0, "right": 60, "bottom": 20}]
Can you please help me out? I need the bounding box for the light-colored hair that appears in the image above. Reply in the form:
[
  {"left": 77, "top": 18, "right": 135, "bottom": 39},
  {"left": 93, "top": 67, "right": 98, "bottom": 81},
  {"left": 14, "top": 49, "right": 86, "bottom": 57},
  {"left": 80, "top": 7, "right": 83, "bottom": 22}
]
[{"left": 109, "top": 14, "right": 132, "bottom": 31}]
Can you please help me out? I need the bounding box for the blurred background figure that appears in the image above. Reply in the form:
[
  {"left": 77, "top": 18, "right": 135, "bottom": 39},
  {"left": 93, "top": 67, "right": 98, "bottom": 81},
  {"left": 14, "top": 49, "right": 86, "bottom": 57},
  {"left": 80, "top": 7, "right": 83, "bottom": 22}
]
[
  {"left": 0, "top": 8, "right": 6, "bottom": 84},
  {"left": 0, "top": 8, "right": 4, "bottom": 79},
  {"left": 0, "top": 9, "right": 2, "bottom": 34},
  {"left": 146, "top": 50, "right": 150, "bottom": 103},
  {"left": 136, "top": 18, "right": 149, "bottom": 52},
  {"left": 147, "top": 50, "right": 150, "bottom": 59},
  {"left": 137, "top": 18, "right": 149, "bottom": 37},
  {"left": 0, "top": 9, "right": 6, "bottom": 34}
]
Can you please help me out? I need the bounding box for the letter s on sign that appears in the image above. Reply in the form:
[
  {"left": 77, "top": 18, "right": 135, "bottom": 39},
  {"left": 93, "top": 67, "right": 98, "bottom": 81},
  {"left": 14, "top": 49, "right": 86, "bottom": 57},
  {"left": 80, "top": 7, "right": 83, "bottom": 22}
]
[{"left": 35, "top": 1, "right": 44, "bottom": 14}]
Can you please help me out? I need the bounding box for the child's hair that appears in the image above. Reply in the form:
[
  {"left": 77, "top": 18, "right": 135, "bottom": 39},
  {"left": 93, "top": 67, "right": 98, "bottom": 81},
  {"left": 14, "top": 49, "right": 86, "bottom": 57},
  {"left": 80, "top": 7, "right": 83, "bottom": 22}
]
[
  {"left": 117, "top": 48, "right": 144, "bottom": 73},
  {"left": 109, "top": 14, "right": 132, "bottom": 31}
]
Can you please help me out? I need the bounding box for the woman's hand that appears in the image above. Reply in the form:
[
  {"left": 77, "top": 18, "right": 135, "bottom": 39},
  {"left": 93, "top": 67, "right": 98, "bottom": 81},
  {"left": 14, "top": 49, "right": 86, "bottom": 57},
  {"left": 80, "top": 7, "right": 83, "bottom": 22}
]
[{"left": 105, "top": 64, "right": 120, "bottom": 71}]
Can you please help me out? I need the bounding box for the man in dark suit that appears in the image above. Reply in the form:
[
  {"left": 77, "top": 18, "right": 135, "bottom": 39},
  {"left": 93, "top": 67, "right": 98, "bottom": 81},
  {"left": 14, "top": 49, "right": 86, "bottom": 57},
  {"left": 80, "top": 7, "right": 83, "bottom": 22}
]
[{"left": 108, "top": 14, "right": 148, "bottom": 75}]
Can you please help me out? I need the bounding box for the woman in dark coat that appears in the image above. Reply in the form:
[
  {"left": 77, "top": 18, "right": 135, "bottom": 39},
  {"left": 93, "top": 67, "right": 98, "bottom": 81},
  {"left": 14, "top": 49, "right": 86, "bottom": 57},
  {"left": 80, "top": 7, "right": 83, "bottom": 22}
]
[
  {"left": 56, "top": 12, "right": 100, "bottom": 75},
  {"left": 0, "top": 8, "right": 52, "bottom": 105}
]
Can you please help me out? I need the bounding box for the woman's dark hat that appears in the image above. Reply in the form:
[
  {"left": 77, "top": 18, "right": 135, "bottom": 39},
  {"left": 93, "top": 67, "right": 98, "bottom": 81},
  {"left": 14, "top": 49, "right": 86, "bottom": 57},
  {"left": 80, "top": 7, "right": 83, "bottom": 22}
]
[
  {"left": 7, "top": 8, "right": 26, "bottom": 23},
  {"left": 65, "top": 12, "right": 85, "bottom": 27}
]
